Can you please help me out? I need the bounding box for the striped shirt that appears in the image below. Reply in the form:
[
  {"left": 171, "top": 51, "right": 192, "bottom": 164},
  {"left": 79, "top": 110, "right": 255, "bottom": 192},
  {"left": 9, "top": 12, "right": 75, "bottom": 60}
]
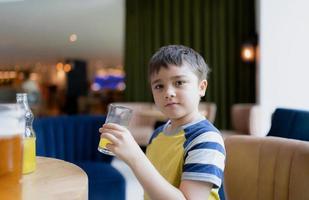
[{"left": 145, "top": 119, "right": 225, "bottom": 200}]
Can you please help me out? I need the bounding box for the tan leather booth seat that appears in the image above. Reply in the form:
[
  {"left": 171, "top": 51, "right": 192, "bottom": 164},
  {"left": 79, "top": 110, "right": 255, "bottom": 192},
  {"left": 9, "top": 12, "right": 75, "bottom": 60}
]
[
  {"left": 224, "top": 135, "right": 309, "bottom": 200},
  {"left": 221, "top": 104, "right": 263, "bottom": 138},
  {"left": 198, "top": 102, "right": 217, "bottom": 123}
]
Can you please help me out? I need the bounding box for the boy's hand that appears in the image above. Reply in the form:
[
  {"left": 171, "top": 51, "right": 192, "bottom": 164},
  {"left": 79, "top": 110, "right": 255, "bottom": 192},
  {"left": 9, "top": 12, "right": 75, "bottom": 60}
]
[{"left": 99, "top": 123, "right": 143, "bottom": 164}]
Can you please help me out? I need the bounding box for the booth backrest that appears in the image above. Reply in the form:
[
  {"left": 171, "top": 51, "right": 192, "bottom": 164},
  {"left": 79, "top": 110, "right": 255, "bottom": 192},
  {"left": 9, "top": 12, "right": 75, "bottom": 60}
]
[
  {"left": 33, "top": 115, "right": 112, "bottom": 163},
  {"left": 224, "top": 135, "right": 309, "bottom": 200},
  {"left": 267, "top": 108, "right": 309, "bottom": 141},
  {"left": 220, "top": 104, "right": 263, "bottom": 138},
  {"left": 199, "top": 102, "right": 217, "bottom": 123}
]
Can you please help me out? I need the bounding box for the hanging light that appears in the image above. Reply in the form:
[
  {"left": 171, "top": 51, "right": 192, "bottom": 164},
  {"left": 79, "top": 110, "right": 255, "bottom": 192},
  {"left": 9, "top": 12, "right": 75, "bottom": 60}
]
[
  {"left": 69, "top": 34, "right": 77, "bottom": 42},
  {"left": 63, "top": 64, "right": 72, "bottom": 72},
  {"left": 56, "top": 62, "right": 63, "bottom": 71},
  {"left": 241, "top": 43, "right": 255, "bottom": 62},
  {"left": 241, "top": 34, "right": 258, "bottom": 63}
]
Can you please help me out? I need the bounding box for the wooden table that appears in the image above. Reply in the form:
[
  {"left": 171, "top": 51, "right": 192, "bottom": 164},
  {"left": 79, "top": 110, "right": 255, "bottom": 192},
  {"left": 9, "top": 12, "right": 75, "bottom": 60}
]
[{"left": 22, "top": 156, "right": 88, "bottom": 200}]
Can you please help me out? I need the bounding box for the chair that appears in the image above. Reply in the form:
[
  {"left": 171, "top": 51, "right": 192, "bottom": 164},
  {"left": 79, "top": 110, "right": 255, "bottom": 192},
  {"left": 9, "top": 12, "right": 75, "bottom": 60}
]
[
  {"left": 267, "top": 108, "right": 309, "bottom": 141},
  {"left": 33, "top": 115, "right": 125, "bottom": 200},
  {"left": 221, "top": 104, "right": 262, "bottom": 138},
  {"left": 223, "top": 135, "right": 309, "bottom": 200},
  {"left": 199, "top": 102, "right": 217, "bottom": 123}
]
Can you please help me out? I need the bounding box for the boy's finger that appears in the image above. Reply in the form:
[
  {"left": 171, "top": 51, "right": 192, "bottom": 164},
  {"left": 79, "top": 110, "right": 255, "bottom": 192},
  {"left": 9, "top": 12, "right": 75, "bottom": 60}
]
[
  {"left": 101, "top": 129, "right": 123, "bottom": 139},
  {"left": 103, "top": 123, "right": 127, "bottom": 131},
  {"left": 105, "top": 143, "right": 116, "bottom": 153},
  {"left": 100, "top": 132, "right": 119, "bottom": 145}
]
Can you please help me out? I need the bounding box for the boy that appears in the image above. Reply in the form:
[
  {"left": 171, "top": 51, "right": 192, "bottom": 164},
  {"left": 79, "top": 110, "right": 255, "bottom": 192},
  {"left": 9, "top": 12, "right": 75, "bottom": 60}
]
[{"left": 99, "top": 45, "right": 225, "bottom": 200}]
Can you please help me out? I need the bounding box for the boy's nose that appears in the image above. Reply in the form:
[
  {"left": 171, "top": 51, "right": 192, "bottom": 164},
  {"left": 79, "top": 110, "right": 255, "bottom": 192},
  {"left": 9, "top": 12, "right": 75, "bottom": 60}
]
[
  {"left": 165, "top": 94, "right": 175, "bottom": 99},
  {"left": 165, "top": 88, "right": 176, "bottom": 99}
]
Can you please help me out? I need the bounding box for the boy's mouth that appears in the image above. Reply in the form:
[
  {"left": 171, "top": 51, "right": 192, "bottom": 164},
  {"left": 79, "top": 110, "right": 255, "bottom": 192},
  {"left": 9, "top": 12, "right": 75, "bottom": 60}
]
[{"left": 165, "top": 102, "right": 179, "bottom": 107}]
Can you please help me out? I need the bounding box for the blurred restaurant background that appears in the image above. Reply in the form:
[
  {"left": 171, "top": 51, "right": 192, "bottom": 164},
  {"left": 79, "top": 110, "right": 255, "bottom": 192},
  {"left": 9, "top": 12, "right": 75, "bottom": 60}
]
[
  {"left": 0, "top": 0, "right": 308, "bottom": 135},
  {"left": 2, "top": 0, "right": 309, "bottom": 200}
]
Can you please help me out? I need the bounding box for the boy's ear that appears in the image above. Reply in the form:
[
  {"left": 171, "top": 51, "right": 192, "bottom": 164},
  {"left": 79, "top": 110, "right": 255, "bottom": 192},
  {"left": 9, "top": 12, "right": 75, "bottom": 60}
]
[{"left": 199, "top": 80, "right": 208, "bottom": 97}]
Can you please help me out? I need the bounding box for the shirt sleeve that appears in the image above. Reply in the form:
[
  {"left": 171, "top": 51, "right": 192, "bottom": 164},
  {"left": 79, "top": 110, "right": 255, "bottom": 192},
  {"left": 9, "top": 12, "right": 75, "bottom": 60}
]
[{"left": 182, "top": 131, "right": 225, "bottom": 188}]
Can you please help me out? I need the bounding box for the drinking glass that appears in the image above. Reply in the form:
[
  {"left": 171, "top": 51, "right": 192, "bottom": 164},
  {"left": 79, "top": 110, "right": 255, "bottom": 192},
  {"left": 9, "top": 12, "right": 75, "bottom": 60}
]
[
  {"left": 0, "top": 104, "right": 24, "bottom": 199},
  {"left": 98, "top": 104, "right": 132, "bottom": 156}
]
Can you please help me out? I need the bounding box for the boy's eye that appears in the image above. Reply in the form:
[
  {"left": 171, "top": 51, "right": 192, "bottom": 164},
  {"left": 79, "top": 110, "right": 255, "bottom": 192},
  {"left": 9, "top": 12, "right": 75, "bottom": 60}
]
[
  {"left": 175, "top": 80, "right": 185, "bottom": 86},
  {"left": 153, "top": 84, "right": 163, "bottom": 90}
]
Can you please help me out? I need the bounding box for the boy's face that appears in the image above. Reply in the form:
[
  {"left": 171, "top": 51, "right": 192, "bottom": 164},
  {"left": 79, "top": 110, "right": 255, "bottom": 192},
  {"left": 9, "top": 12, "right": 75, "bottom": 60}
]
[{"left": 150, "top": 64, "right": 207, "bottom": 121}]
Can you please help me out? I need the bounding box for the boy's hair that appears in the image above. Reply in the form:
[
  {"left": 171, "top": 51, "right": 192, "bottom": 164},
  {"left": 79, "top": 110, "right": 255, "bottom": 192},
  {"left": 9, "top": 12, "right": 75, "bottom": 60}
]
[{"left": 148, "top": 45, "right": 209, "bottom": 81}]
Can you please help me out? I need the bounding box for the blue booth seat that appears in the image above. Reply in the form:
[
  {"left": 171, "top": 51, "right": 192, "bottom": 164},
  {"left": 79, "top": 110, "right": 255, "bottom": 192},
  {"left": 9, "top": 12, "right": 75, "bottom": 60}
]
[
  {"left": 267, "top": 108, "right": 309, "bottom": 141},
  {"left": 33, "top": 115, "right": 125, "bottom": 200}
]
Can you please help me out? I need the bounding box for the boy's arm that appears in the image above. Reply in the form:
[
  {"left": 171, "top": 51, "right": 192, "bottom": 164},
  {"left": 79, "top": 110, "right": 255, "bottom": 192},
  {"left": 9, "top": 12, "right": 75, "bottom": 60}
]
[
  {"left": 128, "top": 150, "right": 187, "bottom": 200},
  {"left": 179, "top": 180, "right": 212, "bottom": 200},
  {"left": 100, "top": 123, "right": 213, "bottom": 200},
  {"left": 128, "top": 150, "right": 212, "bottom": 200}
]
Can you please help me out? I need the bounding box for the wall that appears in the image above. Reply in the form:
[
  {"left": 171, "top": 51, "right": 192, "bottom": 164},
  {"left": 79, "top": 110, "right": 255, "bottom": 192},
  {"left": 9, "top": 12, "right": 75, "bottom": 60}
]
[{"left": 259, "top": 0, "right": 309, "bottom": 134}]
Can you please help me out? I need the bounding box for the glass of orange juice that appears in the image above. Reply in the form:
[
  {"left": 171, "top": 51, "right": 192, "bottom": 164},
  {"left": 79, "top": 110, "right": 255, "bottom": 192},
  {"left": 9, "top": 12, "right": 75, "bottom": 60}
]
[
  {"left": 98, "top": 104, "right": 132, "bottom": 156},
  {"left": 0, "top": 104, "right": 24, "bottom": 199}
]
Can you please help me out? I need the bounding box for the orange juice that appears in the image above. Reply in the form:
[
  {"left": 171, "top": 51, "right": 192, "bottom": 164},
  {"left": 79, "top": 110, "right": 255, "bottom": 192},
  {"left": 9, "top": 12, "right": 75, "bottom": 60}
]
[
  {"left": 0, "top": 134, "right": 22, "bottom": 199},
  {"left": 98, "top": 138, "right": 114, "bottom": 155},
  {"left": 99, "top": 138, "right": 111, "bottom": 149},
  {"left": 22, "top": 137, "right": 36, "bottom": 174}
]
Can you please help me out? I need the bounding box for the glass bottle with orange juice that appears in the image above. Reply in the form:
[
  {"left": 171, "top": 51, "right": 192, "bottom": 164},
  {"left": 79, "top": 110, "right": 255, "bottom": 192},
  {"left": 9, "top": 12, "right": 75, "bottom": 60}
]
[{"left": 16, "top": 93, "right": 36, "bottom": 174}]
